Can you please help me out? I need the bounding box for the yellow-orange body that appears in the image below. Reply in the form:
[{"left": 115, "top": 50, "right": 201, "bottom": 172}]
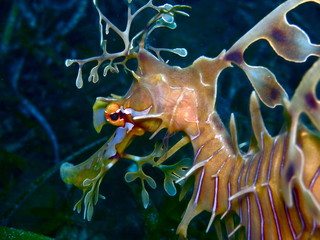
[{"left": 133, "top": 48, "right": 320, "bottom": 239}]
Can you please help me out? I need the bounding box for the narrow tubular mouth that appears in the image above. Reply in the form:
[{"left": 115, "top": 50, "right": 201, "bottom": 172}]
[{"left": 110, "top": 152, "right": 121, "bottom": 160}]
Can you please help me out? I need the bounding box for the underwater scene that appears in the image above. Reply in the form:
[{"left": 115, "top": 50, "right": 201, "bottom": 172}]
[{"left": 1, "top": 0, "right": 320, "bottom": 239}]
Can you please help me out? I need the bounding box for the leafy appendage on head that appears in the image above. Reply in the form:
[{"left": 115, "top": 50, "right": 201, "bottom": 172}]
[{"left": 65, "top": 0, "right": 190, "bottom": 88}]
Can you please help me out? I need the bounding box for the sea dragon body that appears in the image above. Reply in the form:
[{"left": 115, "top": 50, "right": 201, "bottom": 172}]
[{"left": 61, "top": 0, "right": 320, "bottom": 238}]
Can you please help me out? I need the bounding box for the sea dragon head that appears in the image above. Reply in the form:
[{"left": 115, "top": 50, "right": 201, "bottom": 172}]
[
  {"left": 60, "top": 52, "right": 193, "bottom": 220},
  {"left": 60, "top": 1, "right": 191, "bottom": 220},
  {"left": 60, "top": 61, "right": 167, "bottom": 220}
]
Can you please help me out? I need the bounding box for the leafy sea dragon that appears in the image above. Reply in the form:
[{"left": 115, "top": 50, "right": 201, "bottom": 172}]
[{"left": 60, "top": 0, "right": 320, "bottom": 238}]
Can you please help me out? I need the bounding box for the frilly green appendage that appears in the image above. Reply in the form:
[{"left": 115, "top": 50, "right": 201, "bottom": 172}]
[
  {"left": 60, "top": 135, "right": 120, "bottom": 220},
  {"left": 159, "top": 158, "right": 190, "bottom": 196},
  {"left": 124, "top": 143, "right": 191, "bottom": 208}
]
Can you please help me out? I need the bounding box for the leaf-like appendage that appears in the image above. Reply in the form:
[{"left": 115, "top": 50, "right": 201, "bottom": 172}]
[
  {"left": 145, "top": 175, "right": 157, "bottom": 189},
  {"left": 73, "top": 194, "right": 84, "bottom": 213},
  {"left": 281, "top": 59, "right": 320, "bottom": 215},
  {"left": 65, "top": 59, "right": 75, "bottom": 67},
  {"left": 288, "top": 59, "right": 320, "bottom": 131},
  {"left": 125, "top": 169, "right": 156, "bottom": 208},
  {"left": 155, "top": 18, "right": 177, "bottom": 30},
  {"left": 141, "top": 186, "right": 150, "bottom": 209},
  {"left": 124, "top": 151, "right": 160, "bottom": 208},
  {"left": 170, "top": 48, "right": 188, "bottom": 57},
  {"left": 88, "top": 65, "right": 100, "bottom": 83},
  {"left": 78, "top": 169, "right": 108, "bottom": 221},
  {"left": 103, "top": 64, "right": 113, "bottom": 77},
  {"left": 124, "top": 171, "right": 139, "bottom": 183},
  {"left": 83, "top": 188, "right": 95, "bottom": 220},
  {"left": 66, "top": 1, "right": 190, "bottom": 88},
  {"left": 125, "top": 169, "right": 156, "bottom": 187},
  {"left": 241, "top": 64, "right": 287, "bottom": 107},
  {"left": 224, "top": 0, "right": 320, "bottom": 108},
  {"left": 265, "top": 16, "right": 320, "bottom": 62},
  {"left": 60, "top": 133, "right": 120, "bottom": 220},
  {"left": 159, "top": 158, "right": 191, "bottom": 196},
  {"left": 75, "top": 67, "right": 83, "bottom": 89},
  {"left": 162, "top": 13, "right": 174, "bottom": 24},
  {"left": 123, "top": 141, "right": 190, "bottom": 206}
]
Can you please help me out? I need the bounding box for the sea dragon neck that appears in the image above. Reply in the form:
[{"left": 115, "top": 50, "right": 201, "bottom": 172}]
[
  {"left": 137, "top": 49, "right": 238, "bottom": 236},
  {"left": 136, "top": 49, "right": 233, "bottom": 138}
]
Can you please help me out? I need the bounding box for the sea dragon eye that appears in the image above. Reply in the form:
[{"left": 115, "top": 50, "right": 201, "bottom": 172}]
[
  {"left": 109, "top": 112, "right": 119, "bottom": 121},
  {"left": 104, "top": 103, "right": 129, "bottom": 127}
]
